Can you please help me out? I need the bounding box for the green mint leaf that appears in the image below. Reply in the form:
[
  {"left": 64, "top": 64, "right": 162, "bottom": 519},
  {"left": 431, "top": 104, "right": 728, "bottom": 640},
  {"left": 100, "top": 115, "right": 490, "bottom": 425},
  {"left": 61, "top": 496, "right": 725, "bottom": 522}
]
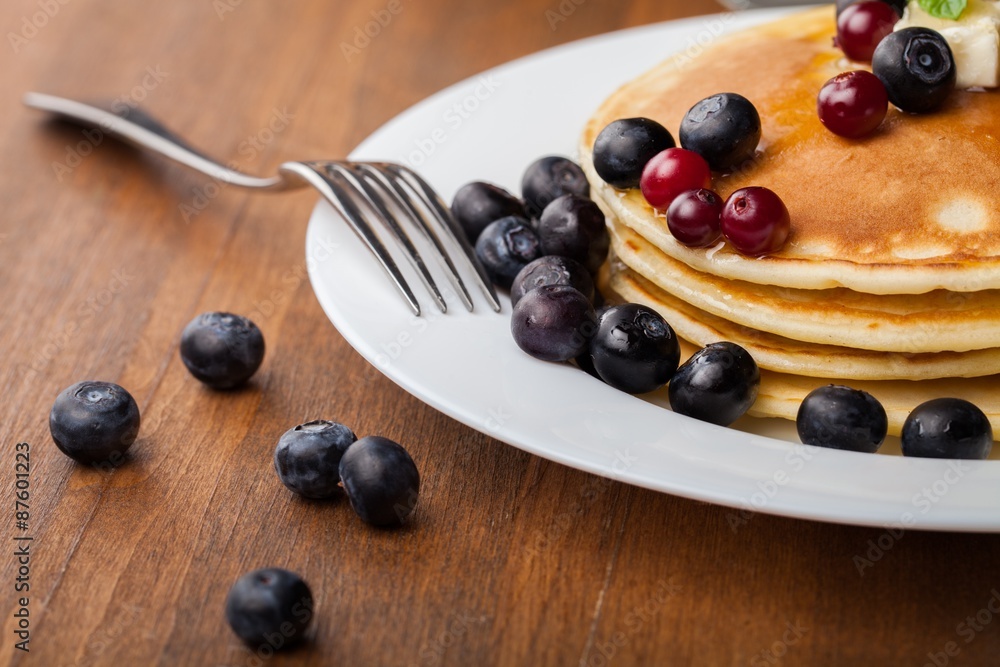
[{"left": 918, "top": 0, "right": 968, "bottom": 20}]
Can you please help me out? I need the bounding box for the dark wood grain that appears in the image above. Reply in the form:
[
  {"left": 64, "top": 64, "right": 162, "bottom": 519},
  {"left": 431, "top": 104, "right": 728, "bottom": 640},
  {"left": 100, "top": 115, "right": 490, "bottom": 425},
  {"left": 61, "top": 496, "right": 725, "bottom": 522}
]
[{"left": 2, "top": 1, "right": 1000, "bottom": 665}]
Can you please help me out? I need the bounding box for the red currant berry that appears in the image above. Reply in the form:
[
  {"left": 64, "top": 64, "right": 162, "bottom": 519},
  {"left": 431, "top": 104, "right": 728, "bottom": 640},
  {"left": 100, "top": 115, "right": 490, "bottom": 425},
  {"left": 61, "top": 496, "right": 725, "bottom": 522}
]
[
  {"left": 639, "top": 148, "right": 712, "bottom": 211},
  {"left": 817, "top": 70, "right": 888, "bottom": 138},
  {"left": 720, "top": 187, "right": 790, "bottom": 257},
  {"left": 836, "top": 1, "right": 898, "bottom": 62},
  {"left": 667, "top": 189, "right": 723, "bottom": 247}
]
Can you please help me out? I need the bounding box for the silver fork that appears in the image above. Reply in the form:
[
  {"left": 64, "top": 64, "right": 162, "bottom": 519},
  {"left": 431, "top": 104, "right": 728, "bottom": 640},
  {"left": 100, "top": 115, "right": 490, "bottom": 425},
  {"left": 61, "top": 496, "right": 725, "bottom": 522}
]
[{"left": 23, "top": 92, "right": 501, "bottom": 316}]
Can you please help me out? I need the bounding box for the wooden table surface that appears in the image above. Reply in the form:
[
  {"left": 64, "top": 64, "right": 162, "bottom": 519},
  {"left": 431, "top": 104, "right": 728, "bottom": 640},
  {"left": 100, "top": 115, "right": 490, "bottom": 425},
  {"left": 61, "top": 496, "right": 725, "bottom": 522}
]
[{"left": 3, "top": 1, "right": 1000, "bottom": 665}]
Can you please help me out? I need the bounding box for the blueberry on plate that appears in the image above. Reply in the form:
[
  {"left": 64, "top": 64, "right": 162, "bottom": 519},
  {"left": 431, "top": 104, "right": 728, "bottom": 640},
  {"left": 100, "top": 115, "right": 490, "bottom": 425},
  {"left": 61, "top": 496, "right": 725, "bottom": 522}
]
[
  {"left": 511, "top": 285, "right": 597, "bottom": 362},
  {"left": 451, "top": 181, "right": 526, "bottom": 244},
  {"left": 872, "top": 28, "right": 956, "bottom": 114},
  {"left": 592, "top": 117, "right": 676, "bottom": 189},
  {"left": 225, "top": 568, "right": 314, "bottom": 648},
  {"left": 273, "top": 420, "right": 358, "bottom": 499},
  {"left": 521, "top": 156, "right": 590, "bottom": 218},
  {"left": 589, "top": 303, "right": 680, "bottom": 394},
  {"left": 668, "top": 342, "right": 759, "bottom": 427},
  {"left": 796, "top": 385, "right": 888, "bottom": 453},
  {"left": 510, "top": 255, "right": 595, "bottom": 307},
  {"left": 679, "top": 93, "right": 761, "bottom": 171},
  {"left": 339, "top": 436, "right": 420, "bottom": 527},
  {"left": 49, "top": 381, "right": 141, "bottom": 465},
  {"left": 536, "top": 194, "right": 610, "bottom": 274},
  {"left": 474, "top": 215, "right": 542, "bottom": 289},
  {"left": 901, "top": 398, "right": 993, "bottom": 460},
  {"left": 180, "top": 312, "right": 265, "bottom": 389}
]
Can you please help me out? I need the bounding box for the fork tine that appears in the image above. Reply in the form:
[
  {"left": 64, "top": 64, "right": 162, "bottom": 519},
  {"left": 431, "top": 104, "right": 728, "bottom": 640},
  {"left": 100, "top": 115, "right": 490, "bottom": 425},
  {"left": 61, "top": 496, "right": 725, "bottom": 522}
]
[
  {"left": 357, "top": 163, "right": 474, "bottom": 312},
  {"left": 379, "top": 163, "right": 502, "bottom": 313},
  {"left": 330, "top": 164, "right": 448, "bottom": 314},
  {"left": 280, "top": 161, "right": 422, "bottom": 316}
]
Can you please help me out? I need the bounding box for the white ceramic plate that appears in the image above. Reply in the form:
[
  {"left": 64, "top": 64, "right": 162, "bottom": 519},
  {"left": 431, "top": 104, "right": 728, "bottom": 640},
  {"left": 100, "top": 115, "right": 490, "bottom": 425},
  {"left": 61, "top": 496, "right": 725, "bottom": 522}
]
[{"left": 306, "top": 7, "right": 1000, "bottom": 532}]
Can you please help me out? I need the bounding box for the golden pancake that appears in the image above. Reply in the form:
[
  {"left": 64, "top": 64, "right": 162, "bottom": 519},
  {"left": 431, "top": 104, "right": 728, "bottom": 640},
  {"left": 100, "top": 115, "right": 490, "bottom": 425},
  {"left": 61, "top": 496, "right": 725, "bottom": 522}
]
[
  {"left": 608, "top": 264, "right": 1000, "bottom": 380},
  {"left": 606, "top": 215, "right": 1000, "bottom": 353},
  {"left": 580, "top": 6, "right": 1000, "bottom": 295}
]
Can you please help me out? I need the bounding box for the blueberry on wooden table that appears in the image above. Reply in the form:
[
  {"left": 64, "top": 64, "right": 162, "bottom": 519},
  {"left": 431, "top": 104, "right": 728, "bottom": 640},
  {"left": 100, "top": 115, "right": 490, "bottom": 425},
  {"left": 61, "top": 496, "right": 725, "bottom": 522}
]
[
  {"left": 179, "top": 311, "right": 265, "bottom": 389},
  {"left": 273, "top": 420, "right": 358, "bottom": 499},
  {"left": 338, "top": 436, "right": 420, "bottom": 527},
  {"left": 474, "top": 215, "right": 541, "bottom": 289},
  {"left": 668, "top": 342, "right": 760, "bottom": 427},
  {"left": 521, "top": 156, "right": 590, "bottom": 218},
  {"left": 796, "top": 385, "right": 888, "bottom": 454},
  {"left": 451, "top": 181, "right": 526, "bottom": 244},
  {"left": 225, "top": 568, "right": 314, "bottom": 649},
  {"left": 901, "top": 398, "right": 993, "bottom": 460},
  {"left": 588, "top": 303, "right": 680, "bottom": 394},
  {"left": 536, "top": 194, "right": 610, "bottom": 274},
  {"left": 49, "top": 381, "right": 140, "bottom": 465}
]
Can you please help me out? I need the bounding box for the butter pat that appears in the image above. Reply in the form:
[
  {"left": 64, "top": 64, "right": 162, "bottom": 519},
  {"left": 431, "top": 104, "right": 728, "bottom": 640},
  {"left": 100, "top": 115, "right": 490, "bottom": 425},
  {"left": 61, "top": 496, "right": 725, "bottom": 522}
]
[{"left": 896, "top": 0, "right": 1000, "bottom": 88}]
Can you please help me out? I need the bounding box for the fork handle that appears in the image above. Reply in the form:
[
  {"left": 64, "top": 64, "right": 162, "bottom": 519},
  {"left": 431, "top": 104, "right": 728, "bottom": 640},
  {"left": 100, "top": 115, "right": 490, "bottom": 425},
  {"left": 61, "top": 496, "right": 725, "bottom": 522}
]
[{"left": 23, "top": 92, "right": 299, "bottom": 191}]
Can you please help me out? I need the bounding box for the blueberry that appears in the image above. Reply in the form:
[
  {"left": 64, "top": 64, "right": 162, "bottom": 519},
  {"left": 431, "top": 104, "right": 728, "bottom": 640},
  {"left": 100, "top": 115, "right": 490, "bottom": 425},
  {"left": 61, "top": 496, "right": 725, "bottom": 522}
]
[
  {"left": 49, "top": 381, "right": 141, "bottom": 465},
  {"left": 836, "top": 0, "right": 906, "bottom": 17},
  {"left": 180, "top": 312, "right": 265, "bottom": 389},
  {"left": 225, "top": 568, "right": 313, "bottom": 648},
  {"left": 536, "top": 194, "right": 610, "bottom": 274},
  {"left": 511, "top": 285, "right": 597, "bottom": 362},
  {"left": 668, "top": 342, "right": 760, "bottom": 426},
  {"left": 339, "top": 436, "right": 420, "bottom": 527},
  {"left": 474, "top": 216, "right": 542, "bottom": 289},
  {"left": 593, "top": 117, "right": 676, "bottom": 189},
  {"left": 451, "top": 181, "right": 526, "bottom": 244},
  {"left": 796, "top": 385, "right": 888, "bottom": 453},
  {"left": 273, "top": 420, "right": 358, "bottom": 499},
  {"left": 521, "top": 156, "right": 590, "bottom": 218},
  {"left": 511, "top": 256, "right": 595, "bottom": 307},
  {"left": 872, "top": 28, "right": 956, "bottom": 114},
  {"left": 901, "top": 398, "right": 993, "bottom": 460},
  {"left": 589, "top": 303, "right": 680, "bottom": 394},
  {"left": 679, "top": 93, "right": 761, "bottom": 171}
]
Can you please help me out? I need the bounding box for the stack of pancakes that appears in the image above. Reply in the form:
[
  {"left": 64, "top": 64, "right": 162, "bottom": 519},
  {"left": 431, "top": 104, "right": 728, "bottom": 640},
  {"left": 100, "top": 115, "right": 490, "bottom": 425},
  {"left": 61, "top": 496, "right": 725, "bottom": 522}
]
[{"left": 579, "top": 6, "right": 1000, "bottom": 435}]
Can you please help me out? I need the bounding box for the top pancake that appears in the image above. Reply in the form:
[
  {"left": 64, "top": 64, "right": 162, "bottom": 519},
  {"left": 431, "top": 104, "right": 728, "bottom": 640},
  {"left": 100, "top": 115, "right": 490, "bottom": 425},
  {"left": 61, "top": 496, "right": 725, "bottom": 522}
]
[{"left": 580, "top": 7, "right": 1000, "bottom": 295}]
